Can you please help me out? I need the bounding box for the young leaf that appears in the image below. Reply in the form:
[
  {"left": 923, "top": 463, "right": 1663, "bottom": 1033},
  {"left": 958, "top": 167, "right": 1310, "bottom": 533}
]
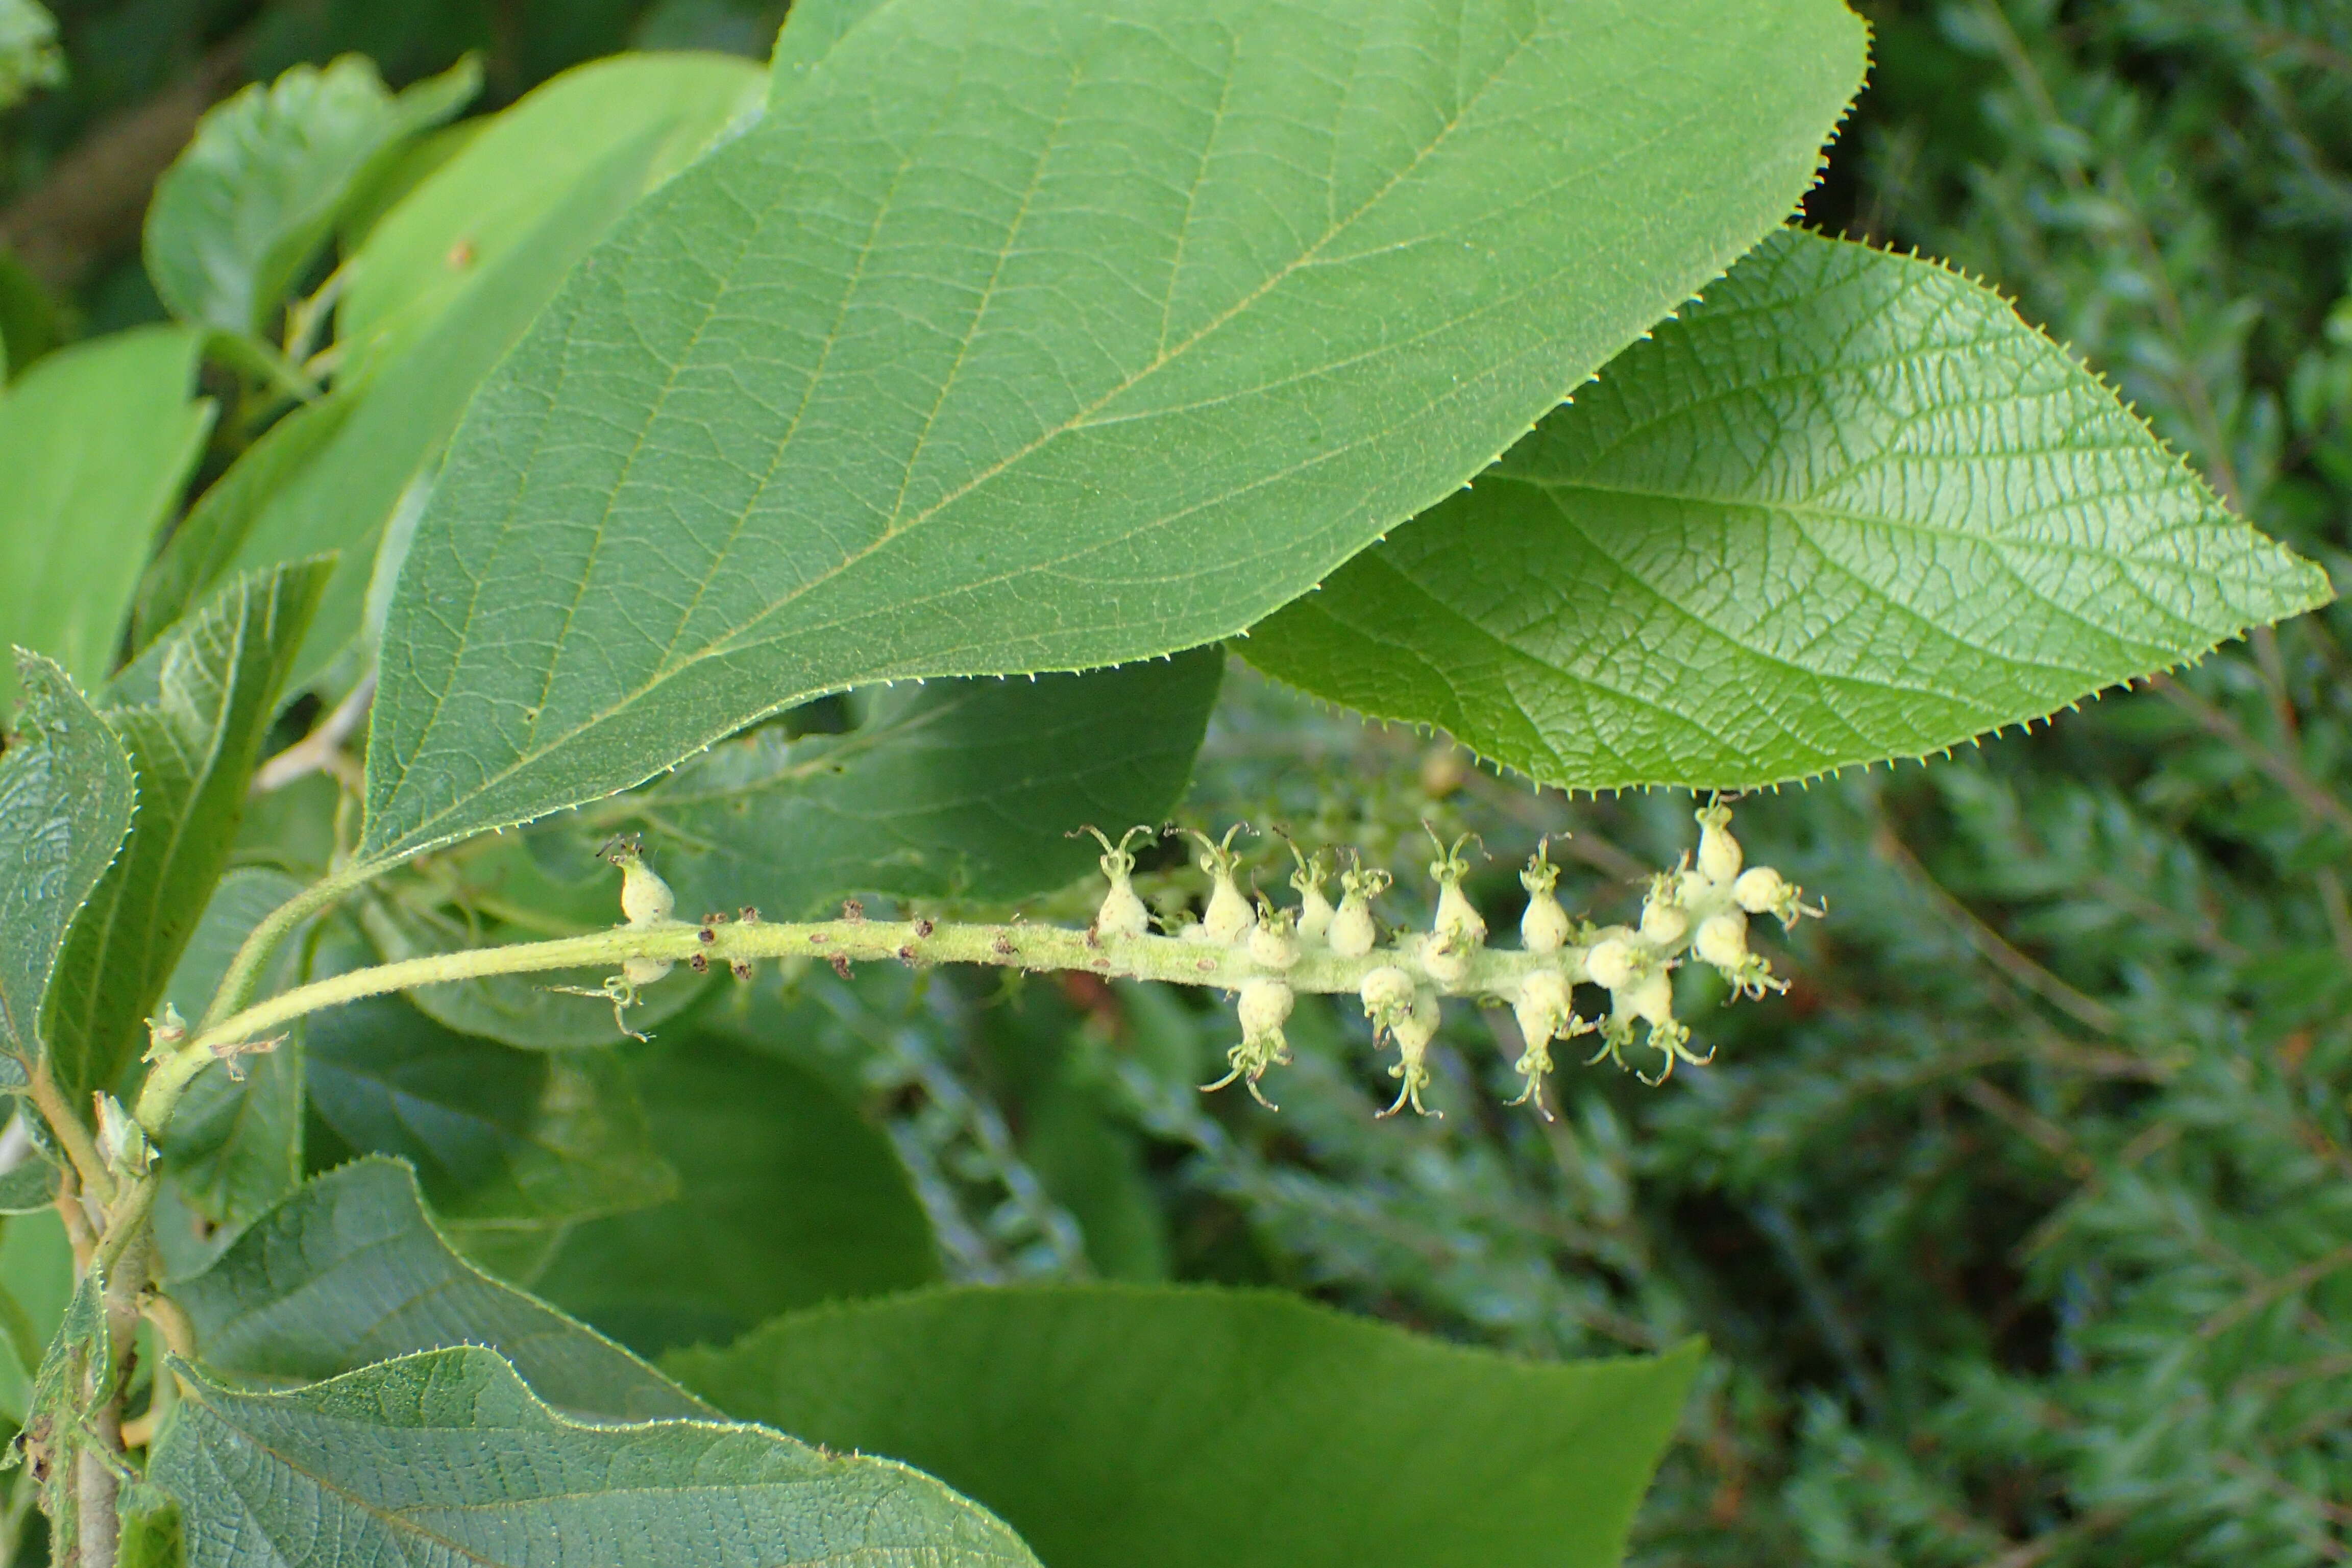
[
  {"left": 142, "top": 54, "right": 481, "bottom": 337},
  {"left": 361, "top": 0, "right": 1869, "bottom": 865},
  {"left": 41, "top": 562, "right": 330, "bottom": 1111},
  {"left": 337, "top": 51, "right": 765, "bottom": 378},
  {"left": 226, "top": 124, "right": 672, "bottom": 693},
  {"left": 151, "top": 1348, "right": 1041, "bottom": 1568},
  {"left": 612, "top": 650, "right": 1221, "bottom": 920},
  {"left": 134, "top": 390, "right": 359, "bottom": 655},
  {"left": 169, "top": 1157, "right": 708, "bottom": 1422},
  {"left": 305, "top": 995, "right": 676, "bottom": 1230},
  {"left": 672, "top": 1285, "right": 1703, "bottom": 1568},
  {"left": 0, "top": 656, "right": 136, "bottom": 1065},
  {"left": 1242, "top": 230, "right": 2338, "bottom": 791},
  {"left": 0, "top": 326, "right": 213, "bottom": 711},
  {"left": 532, "top": 1035, "right": 939, "bottom": 1357}
]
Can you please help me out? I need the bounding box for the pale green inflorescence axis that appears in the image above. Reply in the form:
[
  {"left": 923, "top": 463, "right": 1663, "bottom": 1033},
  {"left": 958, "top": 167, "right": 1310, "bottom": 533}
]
[{"left": 167, "top": 804, "right": 1819, "bottom": 1126}]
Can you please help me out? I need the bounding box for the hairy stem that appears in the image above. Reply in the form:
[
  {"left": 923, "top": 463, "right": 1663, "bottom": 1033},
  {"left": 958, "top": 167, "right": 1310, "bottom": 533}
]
[
  {"left": 195, "top": 859, "right": 381, "bottom": 1034},
  {"left": 181, "top": 915, "right": 1583, "bottom": 1065}
]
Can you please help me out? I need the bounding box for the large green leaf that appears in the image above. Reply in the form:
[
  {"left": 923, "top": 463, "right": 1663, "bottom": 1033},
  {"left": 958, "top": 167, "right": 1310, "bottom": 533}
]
[
  {"left": 156, "top": 868, "right": 314, "bottom": 1234},
  {"left": 1243, "top": 230, "right": 2337, "bottom": 791},
  {"left": 360, "top": 0, "right": 1868, "bottom": 865},
  {"left": 767, "top": 0, "right": 887, "bottom": 92},
  {"left": 673, "top": 1285, "right": 1702, "bottom": 1568},
  {"left": 305, "top": 995, "right": 675, "bottom": 1230},
  {"left": 533, "top": 1034, "right": 939, "bottom": 1357},
  {"left": 134, "top": 391, "right": 360, "bottom": 655},
  {"left": 171, "top": 1157, "right": 707, "bottom": 1421},
  {"left": 0, "top": 656, "right": 137, "bottom": 1064},
  {"left": 227, "top": 124, "right": 673, "bottom": 693},
  {"left": 142, "top": 54, "right": 480, "bottom": 337},
  {"left": 152, "top": 1348, "right": 1040, "bottom": 1568},
  {"left": 41, "top": 564, "right": 329, "bottom": 1111},
  {"left": 613, "top": 650, "right": 1221, "bottom": 920},
  {"left": 338, "top": 51, "right": 764, "bottom": 379},
  {"left": 0, "top": 326, "right": 213, "bottom": 712}
]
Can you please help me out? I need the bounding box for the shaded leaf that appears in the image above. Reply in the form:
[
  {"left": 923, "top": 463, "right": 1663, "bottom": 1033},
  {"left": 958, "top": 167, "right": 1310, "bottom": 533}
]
[
  {"left": 0, "top": 1156, "right": 58, "bottom": 1215},
  {"left": 171, "top": 1157, "right": 706, "bottom": 1422},
  {"left": 362, "top": 0, "right": 1868, "bottom": 864},
  {"left": 157, "top": 868, "right": 314, "bottom": 1233},
  {"left": 1243, "top": 231, "right": 2336, "bottom": 790},
  {"left": 151, "top": 1347, "right": 1040, "bottom": 1567},
  {"left": 142, "top": 54, "right": 480, "bottom": 336},
  {"left": 534, "top": 1034, "right": 938, "bottom": 1357},
  {"left": 338, "top": 50, "right": 764, "bottom": 378},
  {"left": 673, "top": 1285, "right": 1702, "bottom": 1568},
  {"left": 43, "top": 564, "right": 329, "bottom": 1111},
  {"left": 134, "top": 391, "right": 359, "bottom": 655},
  {"left": 228, "top": 123, "right": 671, "bottom": 692},
  {"left": 0, "top": 1208, "right": 72, "bottom": 1425},
  {"left": 0, "top": 326, "right": 213, "bottom": 710},
  {"left": 613, "top": 650, "right": 1221, "bottom": 920},
  {"left": 0, "top": 656, "right": 136, "bottom": 1063},
  {"left": 305, "top": 995, "right": 674, "bottom": 1228}
]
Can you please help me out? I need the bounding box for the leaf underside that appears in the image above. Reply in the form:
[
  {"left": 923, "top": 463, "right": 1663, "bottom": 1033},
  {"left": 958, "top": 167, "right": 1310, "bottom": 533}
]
[
  {"left": 362, "top": 0, "right": 1867, "bottom": 864},
  {"left": 1241, "top": 229, "right": 2334, "bottom": 791},
  {"left": 151, "top": 1347, "right": 1040, "bottom": 1568}
]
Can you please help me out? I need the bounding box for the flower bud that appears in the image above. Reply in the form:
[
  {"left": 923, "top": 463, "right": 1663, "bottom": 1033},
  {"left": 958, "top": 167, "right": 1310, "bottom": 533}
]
[
  {"left": 1288, "top": 844, "right": 1336, "bottom": 943},
  {"left": 1620, "top": 969, "right": 1675, "bottom": 1029},
  {"left": 603, "top": 838, "right": 676, "bottom": 927},
  {"left": 1378, "top": 988, "right": 1443, "bottom": 1119},
  {"left": 1248, "top": 904, "right": 1301, "bottom": 969},
  {"left": 1427, "top": 829, "right": 1487, "bottom": 946},
  {"left": 1733, "top": 865, "right": 1819, "bottom": 927},
  {"left": 1418, "top": 932, "right": 1471, "bottom": 988},
  {"left": 1204, "top": 977, "right": 1297, "bottom": 1109},
  {"left": 1694, "top": 910, "right": 1748, "bottom": 970},
  {"left": 1508, "top": 970, "right": 1582, "bottom": 1115},
  {"left": 1237, "top": 976, "right": 1294, "bottom": 1038},
  {"left": 1585, "top": 936, "right": 1637, "bottom": 992},
  {"left": 1695, "top": 802, "right": 1742, "bottom": 885},
  {"left": 1519, "top": 842, "right": 1572, "bottom": 953},
  {"left": 1639, "top": 879, "right": 1688, "bottom": 946},
  {"left": 1088, "top": 826, "right": 1154, "bottom": 939},
  {"left": 1359, "top": 964, "right": 1417, "bottom": 1027},
  {"left": 622, "top": 955, "right": 674, "bottom": 988},
  {"left": 1189, "top": 826, "right": 1256, "bottom": 945},
  {"left": 1329, "top": 864, "right": 1388, "bottom": 959}
]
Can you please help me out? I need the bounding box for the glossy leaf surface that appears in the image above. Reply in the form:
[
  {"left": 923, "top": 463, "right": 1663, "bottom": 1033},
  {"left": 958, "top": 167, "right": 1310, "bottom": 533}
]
[
  {"left": 152, "top": 1348, "right": 1040, "bottom": 1567},
  {"left": 172, "top": 1157, "right": 706, "bottom": 1422},
  {"left": 1243, "top": 231, "right": 2335, "bottom": 789},
  {"left": 362, "top": 0, "right": 1867, "bottom": 863},
  {"left": 674, "top": 1285, "right": 1702, "bottom": 1568},
  {"left": 0, "top": 326, "right": 212, "bottom": 710}
]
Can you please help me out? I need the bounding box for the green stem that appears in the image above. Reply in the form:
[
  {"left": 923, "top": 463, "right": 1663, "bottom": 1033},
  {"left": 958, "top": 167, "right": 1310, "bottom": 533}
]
[
  {"left": 176, "top": 915, "right": 1588, "bottom": 1077},
  {"left": 195, "top": 859, "right": 383, "bottom": 1034}
]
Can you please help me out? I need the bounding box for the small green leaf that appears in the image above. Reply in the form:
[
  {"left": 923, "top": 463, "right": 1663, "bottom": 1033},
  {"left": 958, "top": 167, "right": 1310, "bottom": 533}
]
[
  {"left": 134, "top": 391, "right": 359, "bottom": 655},
  {"left": 0, "top": 655, "right": 137, "bottom": 1064},
  {"left": 338, "top": 50, "right": 763, "bottom": 378},
  {"left": 42, "top": 563, "right": 330, "bottom": 1111},
  {"left": 0, "top": 326, "right": 213, "bottom": 709},
  {"left": 614, "top": 651, "right": 1221, "bottom": 920},
  {"left": 1243, "top": 230, "right": 2338, "bottom": 791},
  {"left": 305, "top": 995, "right": 676, "bottom": 1229},
  {"left": 0, "top": 0, "right": 61, "bottom": 116},
  {"left": 151, "top": 1347, "right": 1040, "bottom": 1568},
  {"left": 673, "top": 1285, "right": 1703, "bottom": 1568},
  {"left": 533, "top": 1034, "right": 939, "bottom": 1357},
  {"left": 362, "top": 0, "right": 1868, "bottom": 864},
  {"left": 226, "top": 122, "right": 671, "bottom": 693},
  {"left": 170, "top": 1157, "right": 707, "bottom": 1422},
  {"left": 0, "top": 1208, "right": 72, "bottom": 1426},
  {"left": 142, "top": 54, "right": 481, "bottom": 337}
]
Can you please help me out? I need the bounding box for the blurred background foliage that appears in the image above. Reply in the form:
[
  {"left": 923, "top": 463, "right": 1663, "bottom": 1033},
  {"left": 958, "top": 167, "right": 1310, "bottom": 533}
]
[{"left": 6, "top": 0, "right": 2351, "bottom": 1563}]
